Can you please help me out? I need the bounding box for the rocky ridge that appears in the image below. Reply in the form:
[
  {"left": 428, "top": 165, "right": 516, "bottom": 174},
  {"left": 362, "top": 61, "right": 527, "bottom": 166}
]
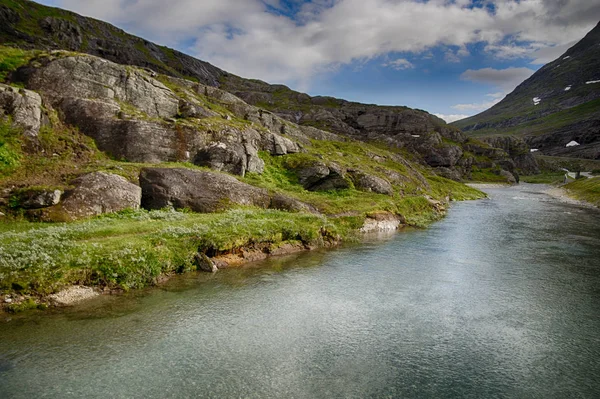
[
  {"left": 1, "top": 50, "right": 458, "bottom": 225},
  {"left": 0, "top": 0, "right": 537, "bottom": 180}
]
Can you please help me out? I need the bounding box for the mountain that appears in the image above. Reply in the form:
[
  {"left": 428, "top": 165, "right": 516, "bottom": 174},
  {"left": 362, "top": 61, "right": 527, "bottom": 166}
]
[
  {"left": 453, "top": 21, "right": 600, "bottom": 160},
  {"left": 0, "top": 0, "right": 538, "bottom": 181}
]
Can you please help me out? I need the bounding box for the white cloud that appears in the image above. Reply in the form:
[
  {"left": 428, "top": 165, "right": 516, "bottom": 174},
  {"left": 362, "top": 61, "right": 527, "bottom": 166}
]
[
  {"left": 434, "top": 113, "right": 471, "bottom": 123},
  {"left": 460, "top": 67, "right": 536, "bottom": 91},
  {"left": 450, "top": 91, "right": 506, "bottom": 112},
  {"left": 383, "top": 58, "right": 414, "bottom": 70},
  {"left": 452, "top": 98, "right": 501, "bottom": 112},
  {"left": 529, "top": 41, "right": 577, "bottom": 64},
  {"left": 51, "top": 0, "right": 600, "bottom": 85}
]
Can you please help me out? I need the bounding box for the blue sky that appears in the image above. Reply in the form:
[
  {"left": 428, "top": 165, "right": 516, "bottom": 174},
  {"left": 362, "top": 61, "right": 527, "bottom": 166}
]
[{"left": 38, "top": 0, "right": 600, "bottom": 122}]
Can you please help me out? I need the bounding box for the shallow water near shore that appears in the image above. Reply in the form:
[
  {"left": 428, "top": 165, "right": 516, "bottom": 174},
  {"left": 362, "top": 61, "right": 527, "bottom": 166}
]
[{"left": 1, "top": 184, "right": 599, "bottom": 398}]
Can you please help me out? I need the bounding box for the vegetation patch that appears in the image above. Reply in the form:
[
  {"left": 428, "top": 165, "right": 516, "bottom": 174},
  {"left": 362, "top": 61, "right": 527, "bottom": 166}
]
[
  {"left": 0, "top": 208, "right": 345, "bottom": 295},
  {"left": 0, "top": 46, "right": 40, "bottom": 82},
  {"left": 564, "top": 177, "right": 600, "bottom": 207},
  {"left": 0, "top": 119, "right": 22, "bottom": 174}
]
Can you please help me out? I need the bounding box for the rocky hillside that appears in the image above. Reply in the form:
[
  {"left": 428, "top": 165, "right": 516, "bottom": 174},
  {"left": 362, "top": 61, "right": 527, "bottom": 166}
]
[
  {"left": 1, "top": 47, "right": 485, "bottom": 223},
  {"left": 0, "top": 0, "right": 538, "bottom": 181},
  {"left": 454, "top": 22, "right": 600, "bottom": 160}
]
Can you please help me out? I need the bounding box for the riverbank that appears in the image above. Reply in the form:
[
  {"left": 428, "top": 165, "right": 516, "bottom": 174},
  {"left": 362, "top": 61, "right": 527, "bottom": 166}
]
[
  {"left": 543, "top": 186, "right": 596, "bottom": 208},
  {"left": 0, "top": 191, "right": 484, "bottom": 313},
  {"left": 561, "top": 176, "right": 600, "bottom": 207}
]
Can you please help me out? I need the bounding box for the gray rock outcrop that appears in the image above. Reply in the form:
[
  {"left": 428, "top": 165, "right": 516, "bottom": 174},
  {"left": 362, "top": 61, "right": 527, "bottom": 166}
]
[
  {"left": 24, "top": 55, "right": 179, "bottom": 118},
  {"left": 139, "top": 168, "right": 270, "bottom": 212},
  {"left": 0, "top": 83, "right": 43, "bottom": 144},
  {"left": 482, "top": 136, "right": 540, "bottom": 175},
  {"left": 349, "top": 171, "right": 393, "bottom": 195},
  {"left": 192, "top": 129, "right": 265, "bottom": 177},
  {"left": 269, "top": 194, "right": 320, "bottom": 214},
  {"left": 293, "top": 161, "right": 350, "bottom": 191},
  {"left": 41, "top": 172, "right": 141, "bottom": 221},
  {"left": 13, "top": 188, "right": 61, "bottom": 209}
]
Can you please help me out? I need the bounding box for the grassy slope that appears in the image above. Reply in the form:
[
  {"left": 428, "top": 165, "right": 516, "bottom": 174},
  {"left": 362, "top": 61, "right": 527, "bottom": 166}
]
[
  {"left": 459, "top": 98, "right": 600, "bottom": 138},
  {"left": 564, "top": 177, "right": 600, "bottom": 207},
  {"left": 0, "top": 46, "right": 485, "bottom": 304},
  {"left": 563, "top": 177, "right": 600, "bottom": 207}
]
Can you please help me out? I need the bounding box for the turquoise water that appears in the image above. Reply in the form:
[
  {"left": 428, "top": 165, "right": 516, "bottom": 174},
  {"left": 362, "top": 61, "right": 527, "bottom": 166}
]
[{"left": 1, "top": 184, "right": 599, "bottom": 398}]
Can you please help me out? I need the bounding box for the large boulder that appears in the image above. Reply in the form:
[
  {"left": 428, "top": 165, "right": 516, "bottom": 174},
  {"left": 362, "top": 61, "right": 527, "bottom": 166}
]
[
  {"left": 0, "top": 83, "right": 43, "bottom": 144},
  {"left": 262, "top": 132, "right": 300, "bottom": 155},
  {"left": 139, "top": 168, "right": 270, "bottom": 212},
  {"left": 40, "top": 172, "right": 141, "bottom": 221},
  {"left": 349, "top": 171, "right": 393, "bottom": 195}
]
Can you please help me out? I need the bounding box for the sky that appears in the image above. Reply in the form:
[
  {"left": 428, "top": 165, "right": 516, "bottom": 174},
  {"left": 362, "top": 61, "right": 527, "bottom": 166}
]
[{"left": 37, "top": 0, "right": 600, "bottom": 123}]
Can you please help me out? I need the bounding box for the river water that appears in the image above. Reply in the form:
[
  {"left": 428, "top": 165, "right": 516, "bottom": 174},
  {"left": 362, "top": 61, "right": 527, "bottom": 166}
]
[{"left": 1, "top": 184, "right": 599, "bottom": 398}]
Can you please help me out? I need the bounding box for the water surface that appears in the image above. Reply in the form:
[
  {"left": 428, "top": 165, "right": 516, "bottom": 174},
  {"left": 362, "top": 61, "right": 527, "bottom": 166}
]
[{"left": 1, "top": 184, "right": 599, "bottom": 398}]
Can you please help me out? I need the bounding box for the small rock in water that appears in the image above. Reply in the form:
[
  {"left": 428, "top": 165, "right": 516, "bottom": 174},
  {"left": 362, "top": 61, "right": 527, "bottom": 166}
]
[{"left": 48, "top": 286, "right": 99, "bottom": 306}]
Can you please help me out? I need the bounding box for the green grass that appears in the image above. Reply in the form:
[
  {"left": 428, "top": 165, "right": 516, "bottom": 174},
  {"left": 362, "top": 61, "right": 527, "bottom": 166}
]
[
  {"left": 0, "top": 118, "right": 22, "bottom": 174},
  {"left": 563, "top": 177, "right": 600, "bottom": 207},
  {"left": 469, "top": 167, "right": 511, "bottom": 183},
  {"left": 520, "top": 172, "right": 566, "bottom": 184},
  {"left": 459, "top": 96, "right": 600, "bottom": 138},
  {"left": 0, "top": 45, "right": 40, "bottom": 82},
  {"left": 0, "top": 208, "right": 347, "bottom": 295}
]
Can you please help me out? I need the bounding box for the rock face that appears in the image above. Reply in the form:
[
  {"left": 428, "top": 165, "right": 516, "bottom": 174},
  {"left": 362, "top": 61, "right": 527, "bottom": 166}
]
[
  {"left": 16, "top": 55, "right": 203, "bottom": 163},
  {"left": 139, "top": 168, "right": 270, "bottom": 212},
  {"left": 14, "top": 55, "right": 304, "bottom": 167},
  {"left": 0, "top": 83, "right": 43, "bottom": 145},
  {"left": 481, "top": 136, "right": 540, "bottom": 175},
  {"left": 24, "top": 55, "right": 179, "bottom": 118},
  {"left": 57, "top": 96, "right": 203, "bottom": 163},
  {"left": 41, "top": 172, "right": 141, "bottom": 221}
]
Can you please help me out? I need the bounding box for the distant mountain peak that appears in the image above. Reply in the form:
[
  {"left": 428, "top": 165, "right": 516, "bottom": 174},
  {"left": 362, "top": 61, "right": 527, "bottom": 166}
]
[{"left": 453, "top": 20, "right": 600, "bottom": 160}]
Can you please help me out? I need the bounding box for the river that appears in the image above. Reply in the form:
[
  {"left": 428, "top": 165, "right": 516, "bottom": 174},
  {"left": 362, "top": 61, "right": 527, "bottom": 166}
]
[{"left": 1, "top": 184, "right": 599, "bottom": 398}]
